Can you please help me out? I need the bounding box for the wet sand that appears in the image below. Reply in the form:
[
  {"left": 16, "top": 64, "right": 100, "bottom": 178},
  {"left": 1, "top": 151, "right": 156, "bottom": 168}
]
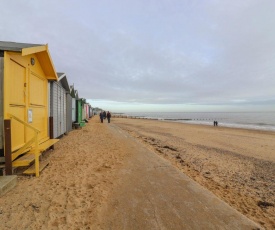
[{"left": 0, "top": 116, "right": 274, "bottom": 229}]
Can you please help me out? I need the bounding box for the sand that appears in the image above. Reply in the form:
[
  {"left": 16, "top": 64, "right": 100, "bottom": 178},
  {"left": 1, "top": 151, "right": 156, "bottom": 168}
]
[
  {"left": 113, "top": 117, "right": 275, "bottom": 229},
  {"left": 0, "top": 117, "right": 131, "bottom": 229},
  {"left": 0, "top": 116, "right": 274, "bottom": 229}
]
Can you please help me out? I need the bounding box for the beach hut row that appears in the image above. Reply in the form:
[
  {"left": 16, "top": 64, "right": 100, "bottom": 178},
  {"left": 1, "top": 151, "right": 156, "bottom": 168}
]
[{"left": 0, "top": 41, "right": 94, "bottom": 177}]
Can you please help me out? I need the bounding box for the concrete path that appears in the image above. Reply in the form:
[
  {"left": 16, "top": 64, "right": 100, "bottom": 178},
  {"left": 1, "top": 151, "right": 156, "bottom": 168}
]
[
  {"left": 0, "top": 175, "right": 17, "bottom": 197},
  {"left": 98, "top": 123, "right": 261, "bottom": 230}
]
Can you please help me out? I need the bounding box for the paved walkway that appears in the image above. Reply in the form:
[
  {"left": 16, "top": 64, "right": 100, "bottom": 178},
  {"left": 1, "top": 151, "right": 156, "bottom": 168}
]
[{"left": 98, "top": 123, "right": 261, "bottom": 230}]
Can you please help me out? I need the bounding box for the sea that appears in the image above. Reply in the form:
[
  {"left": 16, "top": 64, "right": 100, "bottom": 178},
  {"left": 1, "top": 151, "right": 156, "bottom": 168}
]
[{"left": 120, "top": 112, "right": 275, "bottom": 132}]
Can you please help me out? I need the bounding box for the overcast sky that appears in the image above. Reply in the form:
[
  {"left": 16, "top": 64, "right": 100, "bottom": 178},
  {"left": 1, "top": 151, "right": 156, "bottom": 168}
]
[{"left": 1, "top": 0, "right": 275, "bottom": 112}]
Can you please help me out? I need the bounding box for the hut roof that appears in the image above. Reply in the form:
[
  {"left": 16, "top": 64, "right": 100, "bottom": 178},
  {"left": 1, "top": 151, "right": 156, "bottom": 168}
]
[
  {"left": 70, "top": 85, "right": 79, "bottom": 99},
  {"left": 0, "top": 41, "right": 58, "bottom": 80},
  {"left": 0, "top": 41, "right": 42, "bottom": 52},
  {"left": 75, "top": 90, "right": 79, "bottom": 100},
  {"left": 57, "top": 73, "right": 70, "bottom": 92}
]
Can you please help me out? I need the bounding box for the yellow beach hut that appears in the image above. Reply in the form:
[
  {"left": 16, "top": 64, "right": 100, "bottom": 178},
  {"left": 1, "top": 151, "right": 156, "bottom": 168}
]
[{"left": 0, "top": 41, "right": 59, "bottom": 177}]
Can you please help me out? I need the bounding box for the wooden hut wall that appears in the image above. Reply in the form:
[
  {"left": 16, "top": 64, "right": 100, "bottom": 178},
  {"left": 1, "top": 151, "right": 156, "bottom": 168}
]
[
  {"left": 85, "top": 104, "right": 89, "bottom": 120},
  {"left": 0, "top": 57, "right": 3, "bottom": 149},
  {"left": 89, "top": 106, "right": 93, "bottom": 118},
  {"left": 76, "top": 100, "right": 80, "bottom": 123},
  {"left": 50, "top": 81, "right": 67, "bottom": 138},
  {"left": 91, "top": 107, "right": 93, "bottom": 117},
  {"left": 76, "top": 99, "right": 83, "bottom": 124},
  {"left": 82, "top": 103, "right": 86, "bottom": 121},
  {"left": 87, "top": 105, "right": 89, "bottom": 118},
  {"left": 66, "top": 93, "right": 72, "bottom": 133},
  {"left": 72, "top": 98, "right": 76, "bottom": 122},
  {"left": 86, "top": 104, "right": 90, "bottom": 119}
]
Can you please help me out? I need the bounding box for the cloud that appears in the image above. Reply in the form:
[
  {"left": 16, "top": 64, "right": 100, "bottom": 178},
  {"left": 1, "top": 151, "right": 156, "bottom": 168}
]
[{"left": 1, "top": 0, "right": 275, "bottom": 111}]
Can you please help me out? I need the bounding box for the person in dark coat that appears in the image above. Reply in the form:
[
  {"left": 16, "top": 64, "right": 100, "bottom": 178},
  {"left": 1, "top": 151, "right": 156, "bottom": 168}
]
[
  {"left": 103, "top": 111, "right": 106, "bottom": 119},
  {"left": 107, "top": 111, "right": 111, "bottom": 123},
  {"left": 99, "top": 111, "right": 104, "bottom": 123}
]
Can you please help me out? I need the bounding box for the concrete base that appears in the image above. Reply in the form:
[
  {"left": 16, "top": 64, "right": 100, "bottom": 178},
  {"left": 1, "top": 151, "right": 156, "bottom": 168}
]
[
  {"left": 0, "top": 175, "right": 17, "bottom": 197},
  {"left": 80, "top": 121, "right": 86, "bottom": 127},
  {"left": 0, "top": 165, "right": 5, "bottom": 176}
]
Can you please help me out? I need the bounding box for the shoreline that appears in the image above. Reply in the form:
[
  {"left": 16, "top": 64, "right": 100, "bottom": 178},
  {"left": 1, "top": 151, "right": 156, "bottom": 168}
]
[{"left": 113, "top": 114, "right": 275, "bottom": 134}]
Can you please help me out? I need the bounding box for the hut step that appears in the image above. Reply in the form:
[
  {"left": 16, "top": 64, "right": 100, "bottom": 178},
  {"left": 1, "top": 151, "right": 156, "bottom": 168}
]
[
  {"left": 23, "top": 161, "right": 49, "bottom": 175},
  {"left": 12, "top": 153, "right": 41, "bottom": 167},
  {"left": 12, "top": 139, "right": 58, "bottom": 167},
  {"left": 28, "top": 139, "right": 59, "bottom": 154}
]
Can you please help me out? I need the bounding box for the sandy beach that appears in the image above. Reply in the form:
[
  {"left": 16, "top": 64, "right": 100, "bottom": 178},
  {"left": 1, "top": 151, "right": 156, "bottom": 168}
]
[
  {"left": 113, "top": 117, "right": 275, "bottom": 229},
  {"left": 0, "top": 116, "right": 274, "bottom": 229}
]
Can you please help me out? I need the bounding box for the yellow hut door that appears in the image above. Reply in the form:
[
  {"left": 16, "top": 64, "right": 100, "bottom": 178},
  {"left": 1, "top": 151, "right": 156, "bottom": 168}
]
[
  {"left": 9, "top": 60, "right": 27, "bottom": 151},
  {"left": 28, "top": 72, "right": 48, "bottom": 143}
]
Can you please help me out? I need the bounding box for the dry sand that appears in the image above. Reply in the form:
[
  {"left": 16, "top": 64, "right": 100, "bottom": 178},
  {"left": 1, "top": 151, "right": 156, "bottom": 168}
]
[
  {"left": 0, "top": 117, "right": 132, "bottom": 229},
  {"left": 0, "top": 116, "right": 274, "bottom": 229}
]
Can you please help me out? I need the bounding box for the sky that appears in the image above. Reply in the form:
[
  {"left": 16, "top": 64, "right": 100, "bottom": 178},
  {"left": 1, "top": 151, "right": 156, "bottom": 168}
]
[{"left": 1, "top": 0, "right": 275, "bottom": 112}]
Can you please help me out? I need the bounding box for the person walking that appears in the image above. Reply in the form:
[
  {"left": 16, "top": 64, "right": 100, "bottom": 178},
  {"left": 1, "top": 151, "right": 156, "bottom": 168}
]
[
  {"left": 107, "top": 111, "right": 111, "bottom": 123},
  {"left": 99, "top": 111, "right": 104, "bottom": 123}
]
